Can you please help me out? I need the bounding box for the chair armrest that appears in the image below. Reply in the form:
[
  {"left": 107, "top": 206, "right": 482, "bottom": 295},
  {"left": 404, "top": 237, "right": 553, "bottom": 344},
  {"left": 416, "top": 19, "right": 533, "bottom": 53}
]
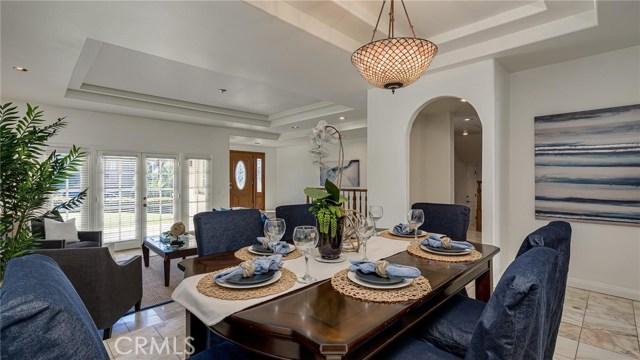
[
  {"left": 116, "top": 255, "right": 141, "bottom": 267},
  {"left": 78, "top": 231, "right": 102, "bottom": 246},
  {"left": 34, "top": 239, "right": 66, "bottom": 249}
]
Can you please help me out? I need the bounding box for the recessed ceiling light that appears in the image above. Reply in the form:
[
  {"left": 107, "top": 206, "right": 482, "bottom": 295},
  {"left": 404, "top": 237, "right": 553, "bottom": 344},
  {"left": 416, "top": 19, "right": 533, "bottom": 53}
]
[
  {"left": 219, "top": 88, "right": 227, "bottom": 94},
  {"left": 462, "top": 130, "right": 469, "bottom": 136},
  {"left": 464, "top": 118, "right": 471, "bottom": 121},
  {"left": 254, "top": 140, "right": 261, "bottom": 145},
  {"left": 339, "top": 116, "right": 346, "bottom": 120},
  {"left": 460, "top": 99, "right": 467, "bottom": 103},
  {"left": 13, "top": 66, "right": 28, "bottom": 72},
  {"left": 291, "top": 125, "right": 299, "bottom": 129}
]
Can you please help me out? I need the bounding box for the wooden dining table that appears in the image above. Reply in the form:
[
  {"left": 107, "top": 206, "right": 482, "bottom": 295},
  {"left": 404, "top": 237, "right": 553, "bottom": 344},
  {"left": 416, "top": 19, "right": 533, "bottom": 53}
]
[{"left": 178, "top": 242, "right": 499, "bottom": 359}]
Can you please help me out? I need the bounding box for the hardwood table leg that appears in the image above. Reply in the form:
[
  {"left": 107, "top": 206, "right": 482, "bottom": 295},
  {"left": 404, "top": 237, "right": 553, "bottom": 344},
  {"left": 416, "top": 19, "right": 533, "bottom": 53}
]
[
  {"left": 164, "top": 255, "right": 171, "bottom": 287},
  {"left": 475, "top": 259, "right": 493, "bottom": 302},
  {"left": 142, "top": 244, "right": 150, "bottom": 267},
  {"left": 186, "top": 310, "right": 208, "bottom": 356}
]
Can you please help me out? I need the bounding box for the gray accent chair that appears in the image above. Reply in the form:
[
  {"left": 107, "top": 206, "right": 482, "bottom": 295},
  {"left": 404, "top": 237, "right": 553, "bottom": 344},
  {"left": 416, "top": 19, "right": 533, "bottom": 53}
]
[
  {"left": 31, "top": 211, "right": 103, "bottom": 249},
  {"left": 36, "top": 247, "right": 142, "bottom": 340}
]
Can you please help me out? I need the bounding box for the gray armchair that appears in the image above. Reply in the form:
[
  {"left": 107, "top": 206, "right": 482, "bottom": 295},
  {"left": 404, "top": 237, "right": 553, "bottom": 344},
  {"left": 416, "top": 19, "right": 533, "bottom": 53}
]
[
  {"left": 34, "top": 230, "right": 103, "bottom": 249},
  {"left": 35, "top": 247, "right": 142, "bottom": 340}
]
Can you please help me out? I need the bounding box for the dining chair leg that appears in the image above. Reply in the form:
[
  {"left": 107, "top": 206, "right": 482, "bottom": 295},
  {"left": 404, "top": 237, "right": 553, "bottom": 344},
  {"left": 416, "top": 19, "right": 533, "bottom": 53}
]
[
  {"left": 103, "top": 327, "right": 112, "bottom": 340},
  {"left": 135, "top": 299, "right": 141, "bottom": 312}
]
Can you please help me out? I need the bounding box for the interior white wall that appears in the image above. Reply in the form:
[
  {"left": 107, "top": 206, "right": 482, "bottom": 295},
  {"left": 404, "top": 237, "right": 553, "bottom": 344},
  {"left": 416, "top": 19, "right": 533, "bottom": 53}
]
[
  {"left": 3, "top": 101, "right": 233, "bottom": 210},
  {"left": 276, "top": 137, "right": 368, "bottom": 206},
  {"left": 230, "top": 144, "right": 278, "bottom": 210},
  {"left": 508, "top": 46, "right": 640, "bottom": 300},
  {"left": 368, "top": 60, "right": 507, "bottom": 281},
  {"left": 409, "top": 112, "right": 454, "bottom": 204},
  {"left": 454, "top": 133, "right": 483, "bottom": 205}
]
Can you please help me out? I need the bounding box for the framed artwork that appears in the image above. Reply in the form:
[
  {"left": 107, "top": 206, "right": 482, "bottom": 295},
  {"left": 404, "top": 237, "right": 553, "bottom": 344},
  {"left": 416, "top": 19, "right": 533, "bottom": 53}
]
[
  {"left": 534, "top": 104, "right": 640, "bottom": 226},
  {"left": 320, "top": 160, "right": 360, "bottom": 187}
]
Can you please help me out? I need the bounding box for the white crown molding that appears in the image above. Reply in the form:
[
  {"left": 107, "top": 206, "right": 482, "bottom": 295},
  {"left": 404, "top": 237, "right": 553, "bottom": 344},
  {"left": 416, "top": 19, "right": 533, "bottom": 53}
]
[{"left": 269, "top": 102, "right": 352, "bottom": 128}]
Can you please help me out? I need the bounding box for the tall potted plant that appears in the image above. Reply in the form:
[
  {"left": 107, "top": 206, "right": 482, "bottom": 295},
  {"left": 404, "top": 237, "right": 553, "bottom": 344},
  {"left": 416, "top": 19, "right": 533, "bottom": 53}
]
[{"left": 0, "top": 103, "right": 87, "bottom": 279}]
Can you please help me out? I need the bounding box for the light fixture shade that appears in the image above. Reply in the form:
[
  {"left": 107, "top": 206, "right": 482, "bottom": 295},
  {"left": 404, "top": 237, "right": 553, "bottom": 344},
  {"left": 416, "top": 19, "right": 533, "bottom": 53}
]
[{"left": 351, "top": 37, "right": 438, "bottom": 91}]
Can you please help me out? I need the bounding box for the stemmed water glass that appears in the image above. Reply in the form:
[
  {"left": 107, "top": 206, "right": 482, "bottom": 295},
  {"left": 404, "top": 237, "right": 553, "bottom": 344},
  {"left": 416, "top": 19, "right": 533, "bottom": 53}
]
[
  {"left": 407, "top": 209, "right": 425, "bottom": 243},
  {"left": 292, "top": 226, "right": 319, "bottom": 284},
  {"left": 368, "top": 205, "right": 383, "bottom": 236},
  {"left": 264, "top": 218, "right": 286, "bottom": 252},
  {"left": 356, "top": 217, "right": 376, "bottom": 261}
]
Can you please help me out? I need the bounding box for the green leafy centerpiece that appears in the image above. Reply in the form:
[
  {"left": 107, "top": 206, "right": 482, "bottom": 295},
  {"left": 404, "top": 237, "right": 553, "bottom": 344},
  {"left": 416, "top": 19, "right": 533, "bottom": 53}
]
[{"left": 305, "top": 121, "right": 348, "bottom": 259}]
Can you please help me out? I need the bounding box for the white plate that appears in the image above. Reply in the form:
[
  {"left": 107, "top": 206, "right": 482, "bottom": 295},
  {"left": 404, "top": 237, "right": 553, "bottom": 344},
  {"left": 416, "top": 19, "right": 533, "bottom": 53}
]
[
  {"left": 388, "top": 228, "right": 427, "bottom": 238},
  {"left": 248, "top": 244, "right": 296, "bottom": 256},
  {"left": 347, "top": 271, "right": 413, "bottom": 289},
  {"left": 314, "top": 255, "right": 347, "bottom": 263},
  {"left": 420, "top": 244, "right": 470, "bottom": 256},
  {"left": 215, "top": 270, "right": 282, "bottom": 289}
]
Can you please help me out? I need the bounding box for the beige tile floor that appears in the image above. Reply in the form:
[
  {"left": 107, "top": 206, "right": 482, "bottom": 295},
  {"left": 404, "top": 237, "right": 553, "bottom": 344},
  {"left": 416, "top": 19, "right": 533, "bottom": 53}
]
[{"left": 105, "top": 286, "right": 640, "bottom": 359}]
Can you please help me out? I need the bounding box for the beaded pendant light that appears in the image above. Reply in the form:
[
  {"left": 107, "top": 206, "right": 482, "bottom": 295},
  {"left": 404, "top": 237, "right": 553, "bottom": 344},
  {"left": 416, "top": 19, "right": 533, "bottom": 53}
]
[{"left": 351, "top": 0, "right": 438, "bottom": 94}]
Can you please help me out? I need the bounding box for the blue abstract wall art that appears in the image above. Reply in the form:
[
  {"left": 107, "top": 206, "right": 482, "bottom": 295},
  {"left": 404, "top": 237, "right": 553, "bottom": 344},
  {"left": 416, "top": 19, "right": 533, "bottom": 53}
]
[
  {"left": 534, "top": 104, "right": 640, "bottom": 226},
  {"left": 320, "top": 160, "right": 360, "bottom": 187}
]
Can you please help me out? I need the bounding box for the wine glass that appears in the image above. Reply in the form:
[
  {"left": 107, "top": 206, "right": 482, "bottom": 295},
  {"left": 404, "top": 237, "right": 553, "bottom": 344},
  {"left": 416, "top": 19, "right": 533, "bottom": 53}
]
[
  {"left": 292, "top": 226, "right": 319, "bottom": 283},
  {"left": 264, "top": 218, "right": 286, "bottom": 252},
  {"left": 407, "top": 209, "right": 425, "bottom": 242},
  {"left": 368, "top": 205, "right": 383, "bottom": 236},
  {"left": 356, "top": 216, "right": 376, "bottom": 261}
]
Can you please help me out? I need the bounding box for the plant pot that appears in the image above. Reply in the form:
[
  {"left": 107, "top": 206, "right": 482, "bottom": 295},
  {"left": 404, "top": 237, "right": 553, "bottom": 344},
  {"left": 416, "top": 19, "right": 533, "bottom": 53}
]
[{"left": 317, "top": 216, "right": 345, "bottom": 260}]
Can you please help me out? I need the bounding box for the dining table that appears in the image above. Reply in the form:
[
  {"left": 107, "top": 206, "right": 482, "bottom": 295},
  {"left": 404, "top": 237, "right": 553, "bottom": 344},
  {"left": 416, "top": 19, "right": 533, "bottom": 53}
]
[{"left": 175, "top": 236, "right": 500, "bottom": 359}]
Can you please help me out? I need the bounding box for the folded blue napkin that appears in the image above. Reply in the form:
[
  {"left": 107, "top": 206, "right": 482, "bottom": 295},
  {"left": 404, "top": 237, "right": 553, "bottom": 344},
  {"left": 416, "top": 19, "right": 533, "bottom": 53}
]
[
  {"left": 349, "top": 260, "right": 420, "bottom": 279},
  {"left": 214, "top": 255, "right": 283, "bottom": 282},
  {"left": 422, "top": 233, "right": 475, "bottom": 250},
  {"left": 256, "top": 237, "right": 290, "bottom": 254},
  {"left": 393, "top": 223, "right": 417, "bottom": 235}
]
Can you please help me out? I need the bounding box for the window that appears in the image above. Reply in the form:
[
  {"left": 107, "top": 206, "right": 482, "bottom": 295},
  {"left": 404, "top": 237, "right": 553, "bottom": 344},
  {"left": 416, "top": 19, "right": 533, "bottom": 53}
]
[
  {"left": 144, "top": 157, "right": 176, "bottom": 237},
  {"left": 256, "top": 158, "right": 262, "bottom": 193},
  {"left": 49, "top": 149, "right": 90, "bottom": 230},
  {"left": 185, "top": 158, "right": 210, "bottom": 231},
  {"left": 100, "top": 154, "right": 139, "bottom": 243},
  {"left": 235, "top": 161, "right": 246, "bottom": 190}
]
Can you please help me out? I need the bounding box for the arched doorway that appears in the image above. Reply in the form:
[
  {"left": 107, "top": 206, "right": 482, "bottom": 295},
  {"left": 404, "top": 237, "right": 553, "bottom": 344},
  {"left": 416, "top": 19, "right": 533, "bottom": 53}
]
[{"left": 408, "top": 97, "right": 483, "bottom": 240}]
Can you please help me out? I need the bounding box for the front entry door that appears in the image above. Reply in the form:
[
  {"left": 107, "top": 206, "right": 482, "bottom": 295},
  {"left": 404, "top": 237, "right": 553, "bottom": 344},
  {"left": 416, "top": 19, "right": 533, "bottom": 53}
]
[{"left": 229, "top": 151, "right": 265, "bottom": 209}]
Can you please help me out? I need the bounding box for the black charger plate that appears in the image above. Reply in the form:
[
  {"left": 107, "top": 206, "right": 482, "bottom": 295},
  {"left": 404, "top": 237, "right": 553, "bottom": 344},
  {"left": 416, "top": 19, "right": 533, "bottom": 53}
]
[
  {"left": 226, "top": 269, "right": 277, "bottom": 285},
  {"left": 355, "top": 270, "right": 403, "bottom": 285},
  {"left": 251, "top": 244, "right": 275, "bottom": 254},
  {"left": 423, "top": 244, "right": 471, "bottom": 254}
]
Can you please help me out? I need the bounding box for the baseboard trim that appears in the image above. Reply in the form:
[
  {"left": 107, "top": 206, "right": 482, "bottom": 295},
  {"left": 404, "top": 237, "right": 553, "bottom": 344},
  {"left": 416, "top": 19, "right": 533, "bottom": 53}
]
[{"left": 568, "top": 277, "right": 640, "bottom": 301}]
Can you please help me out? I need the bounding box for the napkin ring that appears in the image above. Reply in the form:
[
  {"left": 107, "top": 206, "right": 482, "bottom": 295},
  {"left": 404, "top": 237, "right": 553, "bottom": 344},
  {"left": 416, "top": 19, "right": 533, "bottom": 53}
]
[
  {"left": 441, "top": 237, "right": 452, "bottom": 249},
  {"left": 262, "top": 237, "right": 270, "bottom": 248},
  {"left": 240, "top": 260, "right": 256, "bottom": 278},
  {"left": 375, "top": 260, "right": 390, "bottom": 278}
]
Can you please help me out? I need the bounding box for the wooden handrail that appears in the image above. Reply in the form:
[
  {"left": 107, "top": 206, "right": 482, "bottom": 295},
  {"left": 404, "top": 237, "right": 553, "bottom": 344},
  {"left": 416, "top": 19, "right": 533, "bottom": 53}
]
[{"left": 306, "top": 188, "right": 368, "bottom": 216}]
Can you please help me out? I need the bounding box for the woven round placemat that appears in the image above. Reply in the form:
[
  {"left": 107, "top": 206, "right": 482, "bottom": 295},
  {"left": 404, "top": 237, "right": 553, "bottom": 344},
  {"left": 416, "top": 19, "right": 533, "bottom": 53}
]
[
  {"left": 234, "top": 246, "right": 302, "bottom": 261},
  {"left": 407, "top": 243, "right": 482, "bottom": 263},
  {"left": 380, "top": 230, "right": 428, "bottom": 241},
  {"left": 196, "top": 268, "right": 296, "bottom": 300},
  {"left": 331, "top": 269, "right": 432, "bottom": 303}
]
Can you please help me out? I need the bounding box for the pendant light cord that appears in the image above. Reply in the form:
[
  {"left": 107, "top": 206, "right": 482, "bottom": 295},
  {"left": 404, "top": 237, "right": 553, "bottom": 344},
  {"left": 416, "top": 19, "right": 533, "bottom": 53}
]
[{"left": 370, "top": 0, "right": 418, "bottom": 42}]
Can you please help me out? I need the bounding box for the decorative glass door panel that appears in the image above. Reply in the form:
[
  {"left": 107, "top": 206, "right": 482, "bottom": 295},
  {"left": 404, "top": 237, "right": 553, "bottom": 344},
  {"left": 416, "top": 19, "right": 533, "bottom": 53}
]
[
  {"left": 101, "top": 155, "right": 139, "bottom": 243},
  {"left": 144, "top": 157, "right": 177, "bottom": 237}
]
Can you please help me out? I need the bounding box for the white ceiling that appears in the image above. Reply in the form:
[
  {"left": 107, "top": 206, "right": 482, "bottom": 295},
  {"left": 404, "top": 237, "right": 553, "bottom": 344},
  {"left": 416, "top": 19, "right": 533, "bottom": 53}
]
[{"left": 1, "top": 1, "right": 638, "bottom": 147}]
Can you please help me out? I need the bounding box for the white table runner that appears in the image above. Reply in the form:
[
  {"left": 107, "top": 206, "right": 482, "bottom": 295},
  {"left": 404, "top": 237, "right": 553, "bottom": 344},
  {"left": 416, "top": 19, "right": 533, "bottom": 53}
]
[{"left": 171, "top": 236, "right": 410, "bottom": 326}]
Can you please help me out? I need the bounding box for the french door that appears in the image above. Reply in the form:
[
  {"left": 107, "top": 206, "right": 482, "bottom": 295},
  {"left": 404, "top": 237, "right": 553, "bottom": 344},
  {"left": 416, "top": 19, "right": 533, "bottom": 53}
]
[
  {"left": 99, "top": 152, "right": 178, "bottom": 248},
  {"left": 229, "top": 151, "right": 265, "bottom": 209}
]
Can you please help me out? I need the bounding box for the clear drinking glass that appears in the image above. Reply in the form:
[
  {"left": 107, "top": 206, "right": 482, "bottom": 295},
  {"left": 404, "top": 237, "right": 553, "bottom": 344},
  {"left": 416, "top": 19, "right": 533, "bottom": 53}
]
[
  {"left": 368, "top": 205, "right": 383, "bottom": 236},
  {"left": 356, "top": 217, "right": 376, "bottom": 261},
  {"left": 407, "top": 209, "right": 425, "bottom": 242},
  {"left": 292, "top": 226, "right": 319, "bottom": 284},
  {"left": 264, "top": 218, "right": 286, "bottom": 252}
]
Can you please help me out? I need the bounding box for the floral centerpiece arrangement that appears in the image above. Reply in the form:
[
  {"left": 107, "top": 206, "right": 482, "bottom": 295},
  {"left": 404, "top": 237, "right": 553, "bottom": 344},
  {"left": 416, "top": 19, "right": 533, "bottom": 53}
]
[{"left": 304, "top": 121, "right": 349, "bottom": 259}]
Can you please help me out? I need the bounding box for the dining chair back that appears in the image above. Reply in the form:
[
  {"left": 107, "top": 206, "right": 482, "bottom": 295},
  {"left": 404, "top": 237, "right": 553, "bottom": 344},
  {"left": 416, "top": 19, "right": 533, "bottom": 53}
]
[
  {"left": 377, "top": 246, "right": 560, "bottom": 360},
  {"left": 275, "top": 204, "right": 316, "bottom": 242},
  {"left": 516, "top": 221, "right": 572, "bottom": 359},
  {"left": 411, "top": 202, "right": 470, "bottom": 239},
  {"left": 194, "top": 209, "right": 263, "bottom": 256}
]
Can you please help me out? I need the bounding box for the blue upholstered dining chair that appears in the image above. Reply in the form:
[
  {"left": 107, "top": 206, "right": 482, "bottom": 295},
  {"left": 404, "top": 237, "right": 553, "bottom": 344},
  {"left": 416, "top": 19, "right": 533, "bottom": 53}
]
[
  {"left": 275, "top": 204, "right": 315, "bottom": 242},
  {"left": 411, "top": 202, "right": 471, "bottom": 240},
  {"left": 376, "top": 246, "right": 560, "bottom": 360},
  {"left": 193, "top": 208, "right": 263, "bottom": 256},
  {"left": 399, "top": 221, "right": 572, "bottom": 359}
]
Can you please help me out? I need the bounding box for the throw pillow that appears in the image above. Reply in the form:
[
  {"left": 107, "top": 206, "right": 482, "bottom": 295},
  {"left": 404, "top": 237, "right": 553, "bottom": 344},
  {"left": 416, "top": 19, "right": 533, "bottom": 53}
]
[
  {"left": 44, "top": 218, "right": 80, "bottom": 243},
  {"left": 31, "top": 210, "right": 64, "bottom": 239}
]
